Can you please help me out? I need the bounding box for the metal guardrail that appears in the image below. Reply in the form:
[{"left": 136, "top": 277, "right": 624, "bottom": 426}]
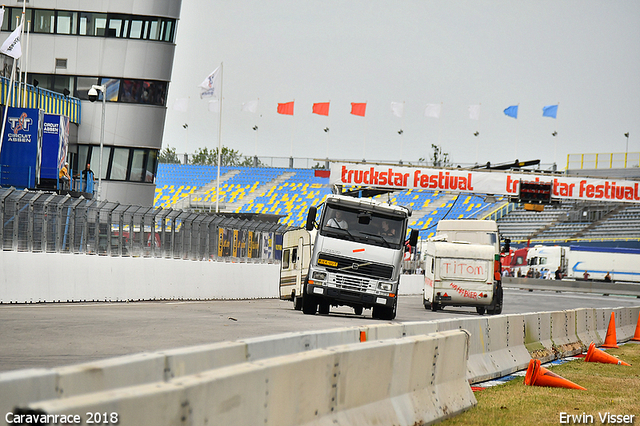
[
  {"left": 0, "top": 187, "right": 288, "bottom": 262},
  {"left": 503, "top": 277, "right": 640, "bottom": 298}
]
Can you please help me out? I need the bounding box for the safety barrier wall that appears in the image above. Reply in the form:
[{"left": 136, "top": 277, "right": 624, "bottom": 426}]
[
  {"left": 503, "top": 277, "right": 640, "bottom": 297},
  {"left": 16, "top": 331, "right": 477, "bottom": 426},
  {"left": 2, "top": 306, "right": 639, "bottom": 424},
  {"left": 0, "top": 251, "right": 280, "bottom": 302}
]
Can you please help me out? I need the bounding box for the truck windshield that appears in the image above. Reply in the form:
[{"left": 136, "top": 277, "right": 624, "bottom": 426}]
[{"left": 320, "top": 204, "right": 404, "bottom": 249}]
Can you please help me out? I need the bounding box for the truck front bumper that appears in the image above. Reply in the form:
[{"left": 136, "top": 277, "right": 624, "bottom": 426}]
[{"left": 306, "top": 283, "right": 394, "bottom": 308}]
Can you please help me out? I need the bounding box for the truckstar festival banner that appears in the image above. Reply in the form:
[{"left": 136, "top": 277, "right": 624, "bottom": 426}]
[{"left": 330, "top": 162, "right": 640, "bottom": 203}]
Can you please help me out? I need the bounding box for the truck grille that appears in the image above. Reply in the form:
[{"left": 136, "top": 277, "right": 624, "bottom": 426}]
[
  {"left": 333, "top": 274, "right": 376, "bottom": 292},
  {"left": 317, "top": 253, "right": 394, "bottom": 280}
]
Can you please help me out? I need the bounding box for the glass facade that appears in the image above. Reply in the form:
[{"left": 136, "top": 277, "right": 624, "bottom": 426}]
[
  {"left": 77, "top": 145, "right": 158, "bottom": 184},
  {"left": 2, "top": 7, "right": 176, "bottom": 43},
  {"left": 30, "top": 74, "right": 168, "bottom": 106}
]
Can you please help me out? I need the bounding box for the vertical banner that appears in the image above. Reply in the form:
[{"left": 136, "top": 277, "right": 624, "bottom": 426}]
[
  {"left": 274, "top": 234, "right": 283, "bottom": 261},
  {"left": 40, "top": 114, "right": 64, "bottom": 182},
  {"left": 239, "top": 229, "right": 247, "bottom": 258},
  {"left": 217, "top": 228, "right": 231, "bottom": 257},
  {"left": 232, "top": 229, "right": 239, "bottom": 257},
  {"left": 0, "top": 107, "right": 42, "bottom": 188},
  {"left": 262, "top": 232, "right": 273, "bottom": 260},
  {"left": 248, "top": 231, "right": 260, "bottom": 259}
]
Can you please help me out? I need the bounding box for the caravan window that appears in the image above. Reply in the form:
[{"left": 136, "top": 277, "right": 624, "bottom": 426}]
[
  {"left": 291, "top": 248, "right": 298, "bottom": 265},
  {"left": 282, "top": 249, "right": 290, "bottom": 269}
]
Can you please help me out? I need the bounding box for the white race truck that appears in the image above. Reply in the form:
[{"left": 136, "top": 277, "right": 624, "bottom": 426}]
[
  {"left": 280, "top": 193, "right": 418, "bottom": 320},
  {"left": 526, "top": 245, "right": 640, "bottom": 282},
  {"left": 423, "top": 219, "right": 504, "bottom": 315}
]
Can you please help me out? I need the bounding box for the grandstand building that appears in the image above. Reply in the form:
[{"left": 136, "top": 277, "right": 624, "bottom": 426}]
[{"left": 1, "top": 0, "right": 182, "bottom": 206}]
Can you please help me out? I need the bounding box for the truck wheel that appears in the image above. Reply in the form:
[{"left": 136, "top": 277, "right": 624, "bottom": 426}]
[
  {"left": 354, "top": 306, "right": 363, "bottom": 316},
  {"left": 373, "top": 301, "right": 396, "bottom": 320},
  {"left": 476, "top": 307, "right": 485, "bottom": 315},
  {"left": 318, "top": 301, "right": 330, "bottom": 315},
  {"left": 423, "top": 299, "right": 431, "bottom": 310},
  {"left": 302, "top": 286, "right": 317, "bottom": 315},
  {"left": 431, "top": 302, "right": 439, "bottom": 312},
  {"left": 488, "top": 284, "right": 503, "bottom": 315},
  {"left": 293, "top": 295, "right": 303, "bottom": 311}
]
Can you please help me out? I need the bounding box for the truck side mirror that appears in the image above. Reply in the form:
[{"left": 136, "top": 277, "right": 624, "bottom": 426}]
[
  {"left": 408, "top": 229, "right": 419, "bottom": 247},
  {"left": 305, "top": 206, "right": 317, "bottom": 231}
]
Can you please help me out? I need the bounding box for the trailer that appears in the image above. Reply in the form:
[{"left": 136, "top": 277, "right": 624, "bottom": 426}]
[{"left": 526, "top": 245, "right": 640, "bottom": 282}]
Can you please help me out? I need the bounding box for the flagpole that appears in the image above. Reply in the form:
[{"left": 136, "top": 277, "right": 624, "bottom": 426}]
[
  {"left": 362, "top": 101, "right": 367, "bottom": 161},
  {"left": 289, "top": 98, "right": 295, "bottom": 162},
  {"left": 17, "top": 13, "right": 24, "bottom": 107},
  {"left": 0, "top": 58, "right": 17, "bottom": 155},
  {"left": 22, "top": 20, "right": 30, "bottom": 107},
  {"left": 400, "top": 101, "right": 404, "bottom": 163},
  {"left": 215, "top": 62, "right": 223, "bottom": 213},
  {"left": 254, "top": 98, "right": 259, "bottom": 157}
]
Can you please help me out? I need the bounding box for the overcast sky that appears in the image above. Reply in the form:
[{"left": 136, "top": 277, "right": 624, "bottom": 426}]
[{"left": 162, "top": 0, "right": 640, "bottom": 169}]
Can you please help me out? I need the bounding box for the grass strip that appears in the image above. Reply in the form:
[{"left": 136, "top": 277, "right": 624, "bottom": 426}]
[{"left": 443, "top": 343, "right": 640, "bottom": 425}]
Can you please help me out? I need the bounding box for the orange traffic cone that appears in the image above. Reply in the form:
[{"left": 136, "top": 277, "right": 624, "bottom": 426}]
[
  {"left": 631, "top": 312, "right": 640, "bottom": 342},
  {"left": 524, "top": 359, "right": 586, "bottom": 390},
  {"left": 584, "top": 342, "right": 631, "bottom": 366},
  {"left": 600, "top": 312, "right": 619, "bottom": 348}
]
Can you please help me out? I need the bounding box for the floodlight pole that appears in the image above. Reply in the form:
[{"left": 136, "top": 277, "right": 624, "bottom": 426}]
[{"left": 91, "top": 85, "right": 107, "bottom": 201}]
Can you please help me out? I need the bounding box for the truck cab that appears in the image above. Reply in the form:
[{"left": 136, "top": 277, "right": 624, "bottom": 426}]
[{"left": 298, "top": 194, "right": 417, "bottom": 320}]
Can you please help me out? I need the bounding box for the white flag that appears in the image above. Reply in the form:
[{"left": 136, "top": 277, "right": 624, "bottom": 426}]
[
  {"left": 208, "top": 100, "right": 220, "bottom": 112},
  {"left": 199, "top": 66, "right": 220, "bottom": 98},
  {"left": 1, "top": 24, "right": 22, "bottom": 59},
  {"left": 469, "top": 104, "right": 480, "bottom": 120},
  {"left": 424, "top": 104, "right": 441, "bottom": 118},
  {"left": 390, "top": 101, "right": 404, "bottom": 118},
  {"left": 241, "top": 99, "right": 259, "bottom": 113},
  {"left": 172, "top": 98, "right": 189, "bottom": 112}
]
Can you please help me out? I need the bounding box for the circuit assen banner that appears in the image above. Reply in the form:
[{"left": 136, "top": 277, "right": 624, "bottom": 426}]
[{"left": 330, "top": 163, "right": 640, "bottom": 203}]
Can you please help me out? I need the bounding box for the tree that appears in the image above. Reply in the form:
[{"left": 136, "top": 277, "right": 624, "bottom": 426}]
[
  {"left": 191, "top": 146, "right": 264, "bottom": 167},
  {"left": 158, "top": 146, "right": 181, "bottom": 164},
  {"left": 419, "top": 144, "right": 451, "bottom": 167}
]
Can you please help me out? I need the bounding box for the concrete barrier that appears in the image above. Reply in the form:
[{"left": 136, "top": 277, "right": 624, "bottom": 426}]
[
  {"left": 24, "top": 330, "right": 476, "bottom": 426},
  {"left": 550, "top": 310, "right": 584, "bottom": 357},
  {"left": 575, "top": 308, "right": 602, "bottom": 347},
  {"left": 0, "top": 251, "right": 280, "bottom": 303},
  {"left": 522, "top": 312, "right": 555, "bottom": 362}
]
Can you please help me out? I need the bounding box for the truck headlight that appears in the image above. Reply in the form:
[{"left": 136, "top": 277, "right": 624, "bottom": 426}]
[
  {"left": 312, "top": 271, "right": 327, "bottom": 281},
  {"left": 378, "top": 282, "right": 392, "bottom": 292}
]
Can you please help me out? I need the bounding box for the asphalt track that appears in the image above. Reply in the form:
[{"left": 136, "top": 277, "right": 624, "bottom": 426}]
[{"left": 1, "top": 289, "right": 639, "bottom": 372}]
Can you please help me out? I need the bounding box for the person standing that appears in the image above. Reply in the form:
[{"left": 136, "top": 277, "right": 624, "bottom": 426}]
[
  {"left": 59, "top": 162, "right": 70, "bottom": 190},
  {"left": 555, "top": 266, "right": 562, "bottom": 280}
]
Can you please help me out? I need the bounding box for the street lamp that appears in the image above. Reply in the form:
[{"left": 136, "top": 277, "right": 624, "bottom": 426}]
[{"left": 88, "top": 84, "right": 106, "bottom": 201}]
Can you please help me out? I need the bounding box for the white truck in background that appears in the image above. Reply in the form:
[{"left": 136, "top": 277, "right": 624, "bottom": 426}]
[
  {"left": 280, "top": 193, "right": 418, "bottom": 320},
  {"left": 526, "top": 245, "right": 640, "bottom": 282},
  {"left": 423, "top": 219, "right": 504, "bottom": 315}
]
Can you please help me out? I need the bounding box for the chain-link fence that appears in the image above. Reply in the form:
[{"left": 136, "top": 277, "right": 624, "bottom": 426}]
[{"left": 0, "top": 187, "right": 289, "bottom": 262}]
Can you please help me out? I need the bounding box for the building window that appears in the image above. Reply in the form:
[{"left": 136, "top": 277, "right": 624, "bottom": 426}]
[
  {"left": 77, "top": 145, "right": 158, "bottom": 184},
  {"left": 79, "top": 12, "right": 107, "bottom": 36},
  {"left": 56, "top": 11, "right": 77, "bottom": 35},
  {"left": 110, "top": 148, "right": 130, "bottom": 181},
  {"left": 34, "top": 9, "right": 55, "bottom": 33}
]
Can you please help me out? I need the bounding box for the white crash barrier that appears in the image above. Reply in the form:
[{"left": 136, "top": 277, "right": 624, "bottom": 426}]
[
  {"left": 521, "top": 311, "right": 555, "bottom": 363},
  {"left": 550, "top": 310, "right": 583, "bottom": 357},
  {"left": 26, "top": 330, "right": 476, "bottom": 426},
  {"left": 398, "top": 274, "right": 424, "bottom": 295},
  {"left": 0, "top": 251, "right": 280, "bottom": 303},
  {"left": 575, "top": 308, "right": 602, "bottom": 347}
]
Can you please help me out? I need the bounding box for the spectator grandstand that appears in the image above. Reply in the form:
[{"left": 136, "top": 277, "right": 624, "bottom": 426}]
[{"left": 154, "top": 164, "right": 640, "bottom": 247}]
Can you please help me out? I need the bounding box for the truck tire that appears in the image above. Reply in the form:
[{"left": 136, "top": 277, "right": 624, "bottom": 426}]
[
  {"left": 373, "top": 300, "right": 397, "bottom": 320},
  {"left": 423, "top": 299, "right": 431, "bottom": 310},
  {"left": 354, "top": 306, "right": 363, "bottom": 315},
  {"left": 488, "top": 283, "right": 503, "bottom": 315},
  {"left": 302, "top": 285, "right": 317, "bottom": 315},
  {"left": 292, "top": 291, "right": 303, "bottom": 310},
  {"left": 318, "top": 301, "right": 330, "bottom": 315},
  {"left": 476, "top": 307, "right": 485, "bottom": 315},
  {"left": 431, "top": 302, "right": 439, "bottom": 312}
]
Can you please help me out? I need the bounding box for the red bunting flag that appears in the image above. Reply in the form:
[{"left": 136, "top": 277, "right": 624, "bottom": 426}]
[
  {"left": 312, "top": 102, "right": 330, "bottom": 116},
  {"left": 277, "top": 101, "right": 294, "bottom": 115},
  {"left": 351, "top": 102, "right": 367, "bottom": 117}
]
